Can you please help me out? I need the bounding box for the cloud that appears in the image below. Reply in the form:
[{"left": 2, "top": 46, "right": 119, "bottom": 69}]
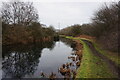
[
  {"left": 0, "top": 0, "right": 116, "bottom": 29},
  {"left": 33, "top": 2, "right": 105, "bottom": 29}
]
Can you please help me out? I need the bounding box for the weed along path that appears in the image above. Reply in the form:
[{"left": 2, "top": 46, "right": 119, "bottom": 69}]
[
  {"left": 64, "top": 36, "right": 119, "bottom": 78},
  {"left": 82, "top": 40, "right": 120, "bottom": 78}
]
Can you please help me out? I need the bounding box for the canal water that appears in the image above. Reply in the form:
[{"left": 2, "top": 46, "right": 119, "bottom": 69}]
[{"left": 2, "top": 38, "right": 77, "bottom": 78}]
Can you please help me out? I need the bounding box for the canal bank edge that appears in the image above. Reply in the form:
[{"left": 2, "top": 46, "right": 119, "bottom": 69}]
[{"left": 64, "top": 36, "right": 118, "bottom": 78}]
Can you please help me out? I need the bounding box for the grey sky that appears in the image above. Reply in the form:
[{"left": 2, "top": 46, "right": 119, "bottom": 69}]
[
  {"left": 0, "top": 0, "right": 118, "bottom": 29},
  {"left": 33, "top": 2, "right": 107, "bottom": 29},
  {"left": 36, "top": 2, "right": 99, "bottom": 29}
]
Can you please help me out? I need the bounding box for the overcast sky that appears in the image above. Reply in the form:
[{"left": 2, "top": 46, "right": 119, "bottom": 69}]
[
  {"left": 0, "top": 0, "right": 118, "bottom": 29},
  {"left": 35, "top": 2, "right": 102, "bottom": 29}
]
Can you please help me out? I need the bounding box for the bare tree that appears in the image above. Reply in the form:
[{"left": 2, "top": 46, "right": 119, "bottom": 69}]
[
  {"left": 91, "top": 2, "right": 119, "bottom": 52},
  {"left": 91, "top": 2, "right": 119, "bottom": 36},
  {"left": 1, "top": 1, "right": 39, "bottom": 26}
]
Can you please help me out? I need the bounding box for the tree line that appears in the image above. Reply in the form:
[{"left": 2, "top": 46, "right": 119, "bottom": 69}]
[
  {"left": 60, "top": 24, "right": 81, "bottom": 37},
  {"left": 60, "top": 2, "right": 119, "bottom": 52},
  {"left": 2, "top": 1, "right": 56, "bottom": 45}
]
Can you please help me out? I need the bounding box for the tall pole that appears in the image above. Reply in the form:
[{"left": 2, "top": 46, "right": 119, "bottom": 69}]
[
  {"left": 58, "top": 23, "right": 60, "bottom": 47},
  {"left": 58, "top": 23, "right": 60, "bottom": 33}
]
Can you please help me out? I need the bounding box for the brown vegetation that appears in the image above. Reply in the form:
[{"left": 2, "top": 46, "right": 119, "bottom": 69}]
[
  {"left": 2, "top": 1, "right": 56, "bottom": 45},
  {"left": 56, "top": 39, "right": 84, "bottom": 79},
  {"left": 76, "top": 35, "right": 95, "bottom": 41},
  {"left": 60, "top": 2, "right": 119, "bottom": 52}
]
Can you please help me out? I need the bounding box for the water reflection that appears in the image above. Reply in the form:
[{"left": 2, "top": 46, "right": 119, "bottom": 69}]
[
  {"left": 60, "top": 38, "right": 77, "bottom": 51},
  {"left": 2, "top": 41, "right": 55, "bottom": 78},
  {"left": 2, "top": 38, "right": 77, "bottom": 78}
]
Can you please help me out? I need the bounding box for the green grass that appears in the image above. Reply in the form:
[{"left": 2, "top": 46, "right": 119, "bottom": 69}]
[
  {"left": 76, "top": 40, "right": 116, "bottom": 78},
  {"left": 65, "top": 36, "right": 117, "bottom": 78},
  {"left": 79, "top": 36, "right": 120, "bottom": 68},
  {"left": 93, "top": 43, "right": 120, "bottom": 68}
]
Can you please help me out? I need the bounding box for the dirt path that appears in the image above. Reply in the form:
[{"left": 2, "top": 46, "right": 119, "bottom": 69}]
[{"left": 82, "top": 40, "right": 120, "bottom": 78}]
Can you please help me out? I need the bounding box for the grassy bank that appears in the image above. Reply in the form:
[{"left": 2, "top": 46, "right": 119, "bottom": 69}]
[
  {"left": 64, "top": 36, "right": 117, "bottom": 78},
  {"left": 93, "top": 43, "right": 120, "bottom": 68},
  {"left": 80, "top": 37, "right": 120, "bottom": 68}
]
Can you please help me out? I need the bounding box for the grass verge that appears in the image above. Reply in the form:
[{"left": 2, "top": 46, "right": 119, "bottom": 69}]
[
  {"left": 79, "top": 36, "right": 120, "bottom": 68},
  {"left": 65, "top": 36, "right": 117, "bottom": 78},
  {"left": 93, "top": 43, "right": 120, "bottom": 68}
]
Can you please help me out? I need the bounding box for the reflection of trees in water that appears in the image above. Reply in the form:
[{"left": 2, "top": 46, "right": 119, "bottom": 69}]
[
  {"left": 60, "top": 38, "right": 76, "bottom": 51},
  {"left": 2, "top": 41, "right": 55, "bottom": 78},
  {"left": 42, "top": 41, "right": 55, "bottom": 50}
]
